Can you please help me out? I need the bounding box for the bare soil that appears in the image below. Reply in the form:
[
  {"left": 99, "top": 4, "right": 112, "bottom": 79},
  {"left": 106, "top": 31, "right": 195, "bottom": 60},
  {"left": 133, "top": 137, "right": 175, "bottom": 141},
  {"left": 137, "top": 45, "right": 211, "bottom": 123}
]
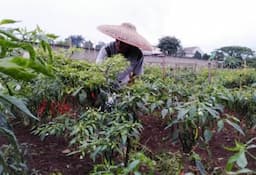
[{"left": 1, "top": 115, "right": 255, "bottom": 175}]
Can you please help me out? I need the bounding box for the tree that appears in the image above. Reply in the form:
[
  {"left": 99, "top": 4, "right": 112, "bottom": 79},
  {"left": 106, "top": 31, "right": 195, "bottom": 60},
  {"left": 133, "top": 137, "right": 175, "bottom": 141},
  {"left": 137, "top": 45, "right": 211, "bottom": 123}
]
[
  {"left": 194, "top": 51, "right": 202, "bottom": 59},
  {"left": 217, "top": 46, "right": 254, "bottom": 60},
  {"left": 157, "top": 36, "right": 181, "bottom": 56},
  {"left": 202, "top": 53, "right": 210, "bottom": 60},
  {"left": 68, "top": 35, "right": 85, "bottom": 48}
]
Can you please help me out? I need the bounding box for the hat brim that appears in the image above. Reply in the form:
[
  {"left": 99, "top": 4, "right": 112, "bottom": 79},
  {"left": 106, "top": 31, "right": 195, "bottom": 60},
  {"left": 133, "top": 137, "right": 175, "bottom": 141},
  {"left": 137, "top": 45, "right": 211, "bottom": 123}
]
[{"left": 98, "top": 24, "right": 152, "bottom": 51}]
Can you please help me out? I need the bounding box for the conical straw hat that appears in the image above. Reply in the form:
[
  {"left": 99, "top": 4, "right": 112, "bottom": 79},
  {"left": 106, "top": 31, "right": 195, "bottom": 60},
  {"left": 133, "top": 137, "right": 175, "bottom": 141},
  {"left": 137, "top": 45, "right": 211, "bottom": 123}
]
[{"left": 97, "top": 23, "right": 152, "bottom": 51}]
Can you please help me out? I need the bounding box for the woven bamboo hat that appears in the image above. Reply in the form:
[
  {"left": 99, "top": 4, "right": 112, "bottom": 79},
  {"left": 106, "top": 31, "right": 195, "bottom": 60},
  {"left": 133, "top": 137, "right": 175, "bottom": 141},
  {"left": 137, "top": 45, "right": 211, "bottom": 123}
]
[{"left": 97, "top": 22, "right": 152, "bottom": 51}]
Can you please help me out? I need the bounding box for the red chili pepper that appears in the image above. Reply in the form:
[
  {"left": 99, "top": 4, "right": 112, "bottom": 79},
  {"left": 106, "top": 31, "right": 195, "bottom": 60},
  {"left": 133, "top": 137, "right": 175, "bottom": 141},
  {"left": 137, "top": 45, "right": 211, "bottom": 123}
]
[
  {"left": 37, "top": 99, "right": 48, "bottom": 117},
  {"left": 91, "top": 92, "right": 96, "bottom": 100},
  {"left": 50, "top": 101, "right": 57, "bottom": 117},
  {"left": 57, "top": 102, "right": 72, "bottom": 115}
]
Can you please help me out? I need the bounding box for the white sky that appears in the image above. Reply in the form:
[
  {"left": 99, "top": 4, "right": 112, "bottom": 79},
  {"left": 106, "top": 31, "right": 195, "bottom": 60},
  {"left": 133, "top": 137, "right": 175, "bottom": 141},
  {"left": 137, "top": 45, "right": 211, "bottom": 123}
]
[{"left": 1, "top": 0, "right": 256, "bottom": 53}]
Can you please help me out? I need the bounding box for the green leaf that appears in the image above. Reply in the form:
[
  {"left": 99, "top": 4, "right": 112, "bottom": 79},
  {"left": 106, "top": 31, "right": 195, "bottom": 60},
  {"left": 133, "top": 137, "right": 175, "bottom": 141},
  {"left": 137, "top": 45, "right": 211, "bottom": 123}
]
[
  {"left": 177, "top": 108, "right": 190, "bottom": 120},
  {"left": 0, "top": 19, "right": 20, "bottom": 25},
  {"left": 226, "top": 168, "right": 256, "bottom": 175},
  {"left": 161, "top": 108, "right": 168, "bottom": 118},
  {"left": 121, "top": 132, "right": 127, "bottom": 145},
  {"left": 195, "top": 160, "right": 207, "bottom": 175},
  {"left": 0, "top": 127, "right": 20, "bottom": 156},
  {"left": 128, "top": 160, "right": 140, "bottom": 171},
  {"left": 204, "top": 105, "right": 219, "bottom": 118},
  {"left": 217, "top": 120, "right": 224, "bottom": 132},
  {"left": 0, "top": 64, "right": 36, "bottom": 81},
  {"left": 0, "top": 164, "right": 3, "bottom": 174},
  {"left": 236, "top": 152, "right": 247, "bottom": 169},
  {"left": 203, "top": 129, "right": 212, "bottom": 143},
  {"left": 72, "top": 87, "right": 83, "bottom": 96},
  {"left": 46, "top": 33, "right": 59, "bottom": 39},
  {"left": 0, "top": 93, "right": 38, "bottom": 121},
  {"left": 150, "top": 103, "right": 157, "bottom": 112},
  {"left": 226, "top": 152, "right": 240, "bottom": 171},
  {"left": 0, "top": 113, "right": 12, "bottom": 130},
  {"left": 225, "top": 119, "right": 245, "bottom": 136},
  {"left": 134, "top": 172, "right": 141, "bottom": 175},
  {"left": 0, "top": 29, "right": 20, "bottom": 41},
  {"left": 224, "top": 145, "right": 242, "bottom": 152},
  {"left": 165, "top": 119, "right": 179, "bottom": 129},
  {"left": 0, "top": 151, "right": 8, "bottom": 174}
]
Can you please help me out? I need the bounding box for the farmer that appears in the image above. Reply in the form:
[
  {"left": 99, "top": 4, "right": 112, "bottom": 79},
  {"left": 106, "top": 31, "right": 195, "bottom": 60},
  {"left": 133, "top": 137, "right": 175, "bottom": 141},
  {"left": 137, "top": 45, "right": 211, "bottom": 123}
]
[{"left": 96, "top": 22, "right": 152, "bottom": 87}]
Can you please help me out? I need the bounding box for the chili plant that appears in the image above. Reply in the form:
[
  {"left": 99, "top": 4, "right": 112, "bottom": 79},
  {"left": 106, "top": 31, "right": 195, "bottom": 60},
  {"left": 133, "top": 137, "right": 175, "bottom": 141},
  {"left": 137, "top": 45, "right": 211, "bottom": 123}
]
[
  {"left": 166, "top": 95, "right": 223, "bottom": 153},
  {"left": 225, "top": 137, "right": 256, "bottom": 174},
  {"left": 0, "top": 19, "right": 54, "bottom": 174},
  {"left": 69, "top": 108, "right": 143, "bottom": 166}
]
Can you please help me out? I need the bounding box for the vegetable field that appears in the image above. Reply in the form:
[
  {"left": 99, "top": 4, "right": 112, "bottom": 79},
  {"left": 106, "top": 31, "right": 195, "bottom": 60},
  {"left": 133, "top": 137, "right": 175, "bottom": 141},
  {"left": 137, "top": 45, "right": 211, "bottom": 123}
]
[{"left": 1, "top": 20, "right": 256, "bottom": 175}]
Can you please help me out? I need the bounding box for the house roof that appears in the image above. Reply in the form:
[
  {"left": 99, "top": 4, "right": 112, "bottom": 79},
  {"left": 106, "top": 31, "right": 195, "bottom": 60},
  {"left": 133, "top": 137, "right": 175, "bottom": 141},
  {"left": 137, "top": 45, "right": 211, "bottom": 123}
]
[{"left": 183, "top": 47, "right": 203, "bottom": 54}]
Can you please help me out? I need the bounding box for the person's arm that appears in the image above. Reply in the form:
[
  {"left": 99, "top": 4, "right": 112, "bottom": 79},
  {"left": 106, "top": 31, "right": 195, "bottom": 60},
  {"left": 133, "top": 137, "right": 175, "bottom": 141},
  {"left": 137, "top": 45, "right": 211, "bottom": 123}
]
[
  {"left": 127, "top": 56, "right": 144, "bottom": 84},
  {"left": 96, "top": 46, "right": 107, "bottom": 64},
  {"left": 133, "top": 56, "right": 144, "bottom": 76}
]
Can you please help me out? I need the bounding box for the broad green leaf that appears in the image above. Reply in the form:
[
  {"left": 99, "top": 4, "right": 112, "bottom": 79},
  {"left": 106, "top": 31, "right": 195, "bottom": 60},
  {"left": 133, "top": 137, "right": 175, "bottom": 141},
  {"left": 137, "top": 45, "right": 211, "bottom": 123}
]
[
  {"left": 236, "top": 152, "right": 247, "bottom": 169},
  {"left": 0, "top": 57, "right": 53, "bottom": 80},
  {"left": 128, "top": 160, "right": 140, "bottom": 171},
  {"left": 136, "top": 102, "right": 148, "bottom": 113},
  {"left": 177, "top": 108, "right": 190, "bottom": 120},
  {"left": 0, "top": 93, "right": 38, "bottom": 121},
  {"left": 204, "top": 105, "right": 219, "bottom": 118},
  {"left": 225, "top": 119, "right": 245, "bottom": 136},
  {"left": 226, "top": 152, "right": 240, "bottom": 171},
  {"left": 203, "top": 129, "right": 212, "bottom": 143},
  {"left": 0, "top": 64, "right": 36, "bottom": 81}
]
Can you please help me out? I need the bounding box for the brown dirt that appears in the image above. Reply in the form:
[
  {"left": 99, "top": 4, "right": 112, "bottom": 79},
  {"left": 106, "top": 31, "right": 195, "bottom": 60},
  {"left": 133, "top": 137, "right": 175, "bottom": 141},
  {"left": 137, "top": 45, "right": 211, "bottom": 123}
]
[
  {"left": 0, "top": 123, "right": 94, "bottom": 175},
  {"left": 1, "top": 115, "right": 256, "bottom": 175},
  {"left": 139, "top": 115, "right": 256, "bottom": 173}
]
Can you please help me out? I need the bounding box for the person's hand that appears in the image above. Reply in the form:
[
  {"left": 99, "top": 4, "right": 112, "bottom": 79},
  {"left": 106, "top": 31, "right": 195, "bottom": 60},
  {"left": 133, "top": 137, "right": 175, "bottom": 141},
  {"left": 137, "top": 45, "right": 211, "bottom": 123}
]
[{"left": 128, "top": 74, "right": 136, "bottom": 86}]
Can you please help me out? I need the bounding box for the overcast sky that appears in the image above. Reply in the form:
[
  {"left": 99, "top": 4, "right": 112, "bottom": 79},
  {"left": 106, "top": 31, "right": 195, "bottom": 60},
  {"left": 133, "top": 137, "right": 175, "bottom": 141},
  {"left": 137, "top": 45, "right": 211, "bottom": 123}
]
[{"left": 1, "top": 0, "right": 256, "bottom": 53}]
